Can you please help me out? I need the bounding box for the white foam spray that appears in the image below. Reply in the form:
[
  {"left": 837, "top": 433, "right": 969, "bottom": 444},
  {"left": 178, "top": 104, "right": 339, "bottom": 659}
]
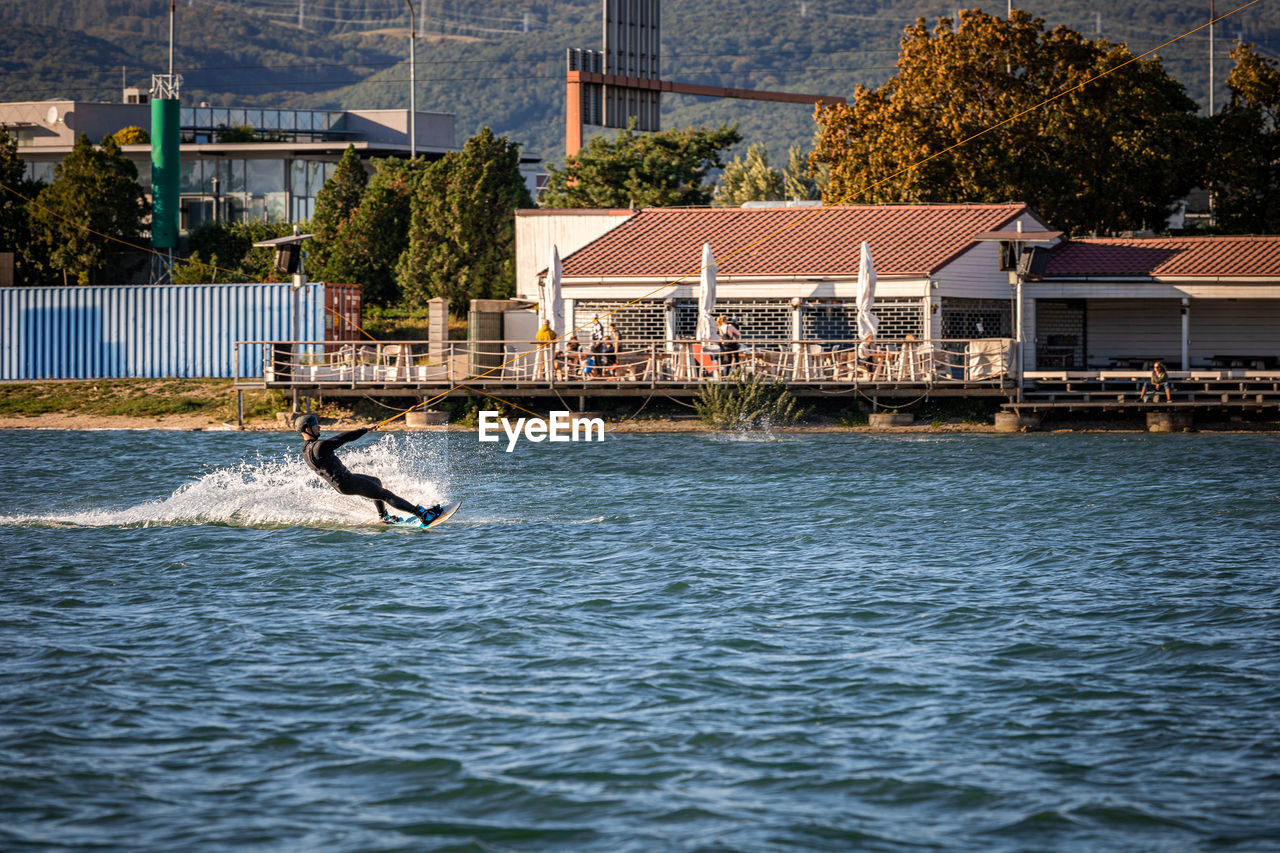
[{"left": 3, "top": 434, "right": 450, "bottom": 529}]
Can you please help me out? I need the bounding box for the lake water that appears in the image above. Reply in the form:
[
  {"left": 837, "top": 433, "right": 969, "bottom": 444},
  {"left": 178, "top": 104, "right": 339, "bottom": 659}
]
[{"left": 2, "top": 428, "right": 1278, "bottom": 851}]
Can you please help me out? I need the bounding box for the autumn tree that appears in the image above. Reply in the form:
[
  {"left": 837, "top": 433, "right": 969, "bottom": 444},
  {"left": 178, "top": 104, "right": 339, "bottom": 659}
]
[
  {"left": 541, "top": 123, "right": 742, "bottom": 208},
  {"left": 811, "top": 9, "right": 1203, "bottom": 235},
  {"left": 111, "top": 126, "right": 150, "bottom": 146},
  {"left": 28, "top": 133, "right": 146, "bottom": 285},
  {"left": 713, "top": 143, "right": 784, "bottom": 207},
  {"left": 309, "top": 144, "right": 367, "bottom": 274},
  {"left": 1209, "top": 43, "right": 1280, "bottom": 233},
  {"left": 397, "top": 127, "right": 532, "bottom": 311}
]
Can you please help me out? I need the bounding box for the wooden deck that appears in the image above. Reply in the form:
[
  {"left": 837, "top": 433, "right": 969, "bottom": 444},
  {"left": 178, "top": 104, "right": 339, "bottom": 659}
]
[
  {"left": 233, "top": 340, "right": 1280, "bottom": 421},
  {"left": 1005, "top": 370, "right": 1280, "bottom": 416}
]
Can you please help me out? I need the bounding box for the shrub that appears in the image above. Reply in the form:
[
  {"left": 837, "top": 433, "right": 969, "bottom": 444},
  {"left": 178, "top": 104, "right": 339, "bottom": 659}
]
[{"left": 693, "top": 370, "right": 807, "bottom": 430}]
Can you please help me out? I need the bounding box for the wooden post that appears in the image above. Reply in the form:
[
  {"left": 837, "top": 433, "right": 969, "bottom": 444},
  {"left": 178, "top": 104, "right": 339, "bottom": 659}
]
[{"left": 428, "top": 297, "right": 449, "bottom": 363}]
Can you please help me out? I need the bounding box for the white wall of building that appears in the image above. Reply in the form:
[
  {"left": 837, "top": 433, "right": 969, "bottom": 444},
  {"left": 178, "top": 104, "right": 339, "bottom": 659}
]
[
  {"left": 1083, "top": 298, "right": 1280, "bottom": 366},
  {"left": 933, "top": 211, "right": 1052, "bottom": 299},
  {"left": 344, "top": 109, "right": 455, "bottom": 151},
  {"left": 514, "top": 210, "right": 635, "bottom": 302},
  {"left": 0, "top": 101, "right": 149, "bottom": 150}
]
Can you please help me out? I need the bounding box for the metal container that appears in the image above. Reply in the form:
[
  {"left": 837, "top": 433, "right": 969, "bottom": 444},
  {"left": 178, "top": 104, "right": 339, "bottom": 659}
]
[{"left": 0, "top": 283, "right": 337, "bottom": 379}]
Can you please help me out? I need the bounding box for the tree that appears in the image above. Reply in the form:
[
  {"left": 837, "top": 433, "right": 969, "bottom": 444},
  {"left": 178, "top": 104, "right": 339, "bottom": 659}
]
[
  {"left": 323, "top": 157, "right": 420, "bottom": 306},
  {"left": 540, "top": 123, "right": 743, "bottom": 208},
  {"left": 0, "top": 127, "right": 45, "bottom": 285},
  {"left": 783, "top": 144, "right": 822, "bottom": 202},
  {"left": 310, "top": 144, "right": 367, "bottom": 274},
  {"left": 175, "top": 220, "right": 296, "bottom": 283},
  {"left": 713, "top": 143, "right": 784, "bottom": 207},
  {"left": 28, "top": 133, "right": 146, "bottom": 285},
  {"left": 811, "top": 9, "right": 1203, "bottom": 235},
  {"left": 111, "top": 126, "right": 150, "bottom": 145},
  {"left": 397, "top": 127, "right": 533, "bottom": 311},
  {"left": 1209, "top": 43, "right": 1280, "bottom": 233},
  {"left": 216, "top": 125, "right": 257, "bottom": 143}
]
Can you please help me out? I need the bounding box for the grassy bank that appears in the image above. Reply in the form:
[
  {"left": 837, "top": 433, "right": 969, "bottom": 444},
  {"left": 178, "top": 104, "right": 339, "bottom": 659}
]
[{"left": 0, "top": 379, "right": 285, "bottom": 424}]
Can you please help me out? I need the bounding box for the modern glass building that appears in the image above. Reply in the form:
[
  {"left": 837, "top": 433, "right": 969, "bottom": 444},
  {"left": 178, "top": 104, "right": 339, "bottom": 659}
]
[{"left": 2, "top": 95, "right": 537, "bottom": 237}]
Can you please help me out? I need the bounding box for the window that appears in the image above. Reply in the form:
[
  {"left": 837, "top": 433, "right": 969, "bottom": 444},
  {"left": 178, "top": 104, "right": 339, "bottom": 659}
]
[
  {"left": 246, "top": 159, "right": 284, "bottom": 195},
  {"left": 180, "top": 159, "right": 204, "bottom": 194}
]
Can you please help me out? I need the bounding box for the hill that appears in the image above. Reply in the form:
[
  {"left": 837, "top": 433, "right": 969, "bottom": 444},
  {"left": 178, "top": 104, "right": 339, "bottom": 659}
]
[{"left": 3, "top": 0, "right": 1279, "bottom": 170}]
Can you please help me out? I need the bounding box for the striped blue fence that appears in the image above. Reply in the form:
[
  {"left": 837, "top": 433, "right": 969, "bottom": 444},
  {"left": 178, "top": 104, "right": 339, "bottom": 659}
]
[{"left": 0, "top": 283, "right": 329, "bottom": 380}]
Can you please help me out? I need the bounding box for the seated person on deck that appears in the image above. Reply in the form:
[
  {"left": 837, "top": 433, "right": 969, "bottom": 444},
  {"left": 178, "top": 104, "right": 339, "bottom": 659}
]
[{"left": 1138, "top": 362, "right": 1173, "bottom": 403}]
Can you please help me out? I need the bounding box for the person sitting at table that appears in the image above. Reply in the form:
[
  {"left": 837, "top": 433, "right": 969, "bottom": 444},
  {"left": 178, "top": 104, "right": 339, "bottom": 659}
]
[
  {"left": 595, "top": 326, "right": 617, "bottom": 375},
  {"left": 582, "top": 340, "right": 601, "bottom": 378},
  {"left": 857, "top": 332, "right": 878, "bottom": 379},
  {"left": 1138, "top": 361, "right": 1173, "bottom": 403},
  {"left": 557, "top": 335, "right": 582, "bottom": 379},
  {"left": 606, "top": 324, "right": 621, "bottom": 367}
]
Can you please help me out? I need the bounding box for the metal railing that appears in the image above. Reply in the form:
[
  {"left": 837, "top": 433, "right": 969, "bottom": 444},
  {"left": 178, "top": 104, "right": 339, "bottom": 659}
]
[{"left": 236, "top": 338, "right": 1015, "bottom": 387}]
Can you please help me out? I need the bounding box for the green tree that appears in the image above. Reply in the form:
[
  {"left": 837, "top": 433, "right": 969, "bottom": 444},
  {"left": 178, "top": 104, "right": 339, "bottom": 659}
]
[
  {"left": 169, "top": 251, "right": 224, "bottom": 284},
  {"left": 811, "top": 9, "right": 1203, "bottom": 235},
  {"left": 398, "top": 127, "right": 533, "bottom": 311},
  {"left": 783, "top": 144, "right": 822, "bottom": 201},
  {"left": 0, "top": 126, "right": 45, "bottom": 285},
  {"left": 28, "top": 133, "right": 146, "bottom": 285},
  {"left": 310, "top": 145, "right": 367, "bottom": 274},
  {"left": 216, "top": 124, "right": 257, "bottom": 143},
  {"left": 179, "top": 219, "right": 296, "bottom": 282},
  {"left": 1209, "top": 43, "right": 1280, "bottom": 233},
  {"left": 713, "top": 143, "right": 784, "bottom": 207},
  {"left": 541, "top": 123, "right": 743, "bottom": 208},
  {"left": 323, "top": 157, "right": 420, "bottom": 306}
]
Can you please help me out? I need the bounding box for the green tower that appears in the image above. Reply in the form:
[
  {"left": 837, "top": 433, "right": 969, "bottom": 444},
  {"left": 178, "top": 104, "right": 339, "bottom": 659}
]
[{"left": 150, "top": 97, "right": 180, "bottom": 250}]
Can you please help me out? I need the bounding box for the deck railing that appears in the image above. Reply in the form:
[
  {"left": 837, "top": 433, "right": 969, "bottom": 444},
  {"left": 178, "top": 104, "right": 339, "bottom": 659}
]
[{"left": 237, "top": 338, "right": 1015, "bottom": 386}]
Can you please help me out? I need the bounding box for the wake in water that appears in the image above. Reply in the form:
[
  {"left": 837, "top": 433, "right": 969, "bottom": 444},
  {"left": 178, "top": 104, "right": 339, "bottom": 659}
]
[
  {"left": 4, "top": 434, "right": 452, "bottom": 529},
  {"left": 705, "top": 418, "right": 798, "bottom": 442}
]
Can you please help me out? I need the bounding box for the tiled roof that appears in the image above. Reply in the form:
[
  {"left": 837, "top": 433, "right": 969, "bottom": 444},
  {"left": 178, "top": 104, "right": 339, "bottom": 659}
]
[
  {"left": 1048, "top": 236, "right": 1280, "bottom": 277},
  {"left": 559, "top": 204, "right": 1033, "bottom": 278}
]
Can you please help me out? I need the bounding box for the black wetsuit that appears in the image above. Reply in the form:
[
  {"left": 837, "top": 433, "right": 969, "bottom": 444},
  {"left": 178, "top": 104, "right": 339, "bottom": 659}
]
[{"left": 302, "top": 427, "right": 418, "bottom": 518}]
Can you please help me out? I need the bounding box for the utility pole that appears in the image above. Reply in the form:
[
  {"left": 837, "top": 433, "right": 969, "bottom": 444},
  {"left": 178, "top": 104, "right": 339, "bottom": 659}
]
[
  {"left": 405, "top": 0, "right": 417, "bottom": 159},
  {"left": 1209, "top": 0, "right": 1215, "bottom": 116}
]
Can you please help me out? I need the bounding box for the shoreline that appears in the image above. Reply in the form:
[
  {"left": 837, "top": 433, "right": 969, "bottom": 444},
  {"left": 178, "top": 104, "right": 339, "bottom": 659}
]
[
  {"left": 2, "top": 411, "right": 1277, "bottom": 434},
  {"left": 3, "top": 379, "right": 1277, "bottom": 434}
]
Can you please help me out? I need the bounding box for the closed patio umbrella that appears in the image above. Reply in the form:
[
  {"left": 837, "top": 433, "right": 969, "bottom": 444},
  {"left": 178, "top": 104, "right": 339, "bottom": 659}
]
[
  {"left": 541, "top": 243, "right": 564, "bottom": 336},
  {"left": 536, "top": 244, "right": 565, "bottom": 380},
  {"left": 696, "top": 243, "right": 718, "bottom": 342},
  {"left": 856, "top": 240, "right": 879, "bottom": 342}
]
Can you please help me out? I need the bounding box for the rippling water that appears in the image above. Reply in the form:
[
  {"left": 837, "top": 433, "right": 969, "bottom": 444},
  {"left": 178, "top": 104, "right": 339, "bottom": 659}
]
[{"left": 2, "top": 428, "right": 1278, "bottom": 851}]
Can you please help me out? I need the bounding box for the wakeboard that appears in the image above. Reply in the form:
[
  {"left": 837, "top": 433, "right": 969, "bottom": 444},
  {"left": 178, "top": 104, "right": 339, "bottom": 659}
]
[{"left": 387, "top": 500, "right": 462, "bottom": 530}]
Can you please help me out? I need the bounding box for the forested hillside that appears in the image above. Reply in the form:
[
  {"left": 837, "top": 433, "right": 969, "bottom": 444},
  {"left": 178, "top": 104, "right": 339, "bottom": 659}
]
[{"left": 4, "top": 0, "right": 1279, "bottom": 168}]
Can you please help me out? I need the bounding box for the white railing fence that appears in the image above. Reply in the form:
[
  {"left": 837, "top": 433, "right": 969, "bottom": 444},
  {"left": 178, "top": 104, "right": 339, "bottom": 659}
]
[{"left": 238, "top": 338, "right": 1014, "bottom": 385}]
